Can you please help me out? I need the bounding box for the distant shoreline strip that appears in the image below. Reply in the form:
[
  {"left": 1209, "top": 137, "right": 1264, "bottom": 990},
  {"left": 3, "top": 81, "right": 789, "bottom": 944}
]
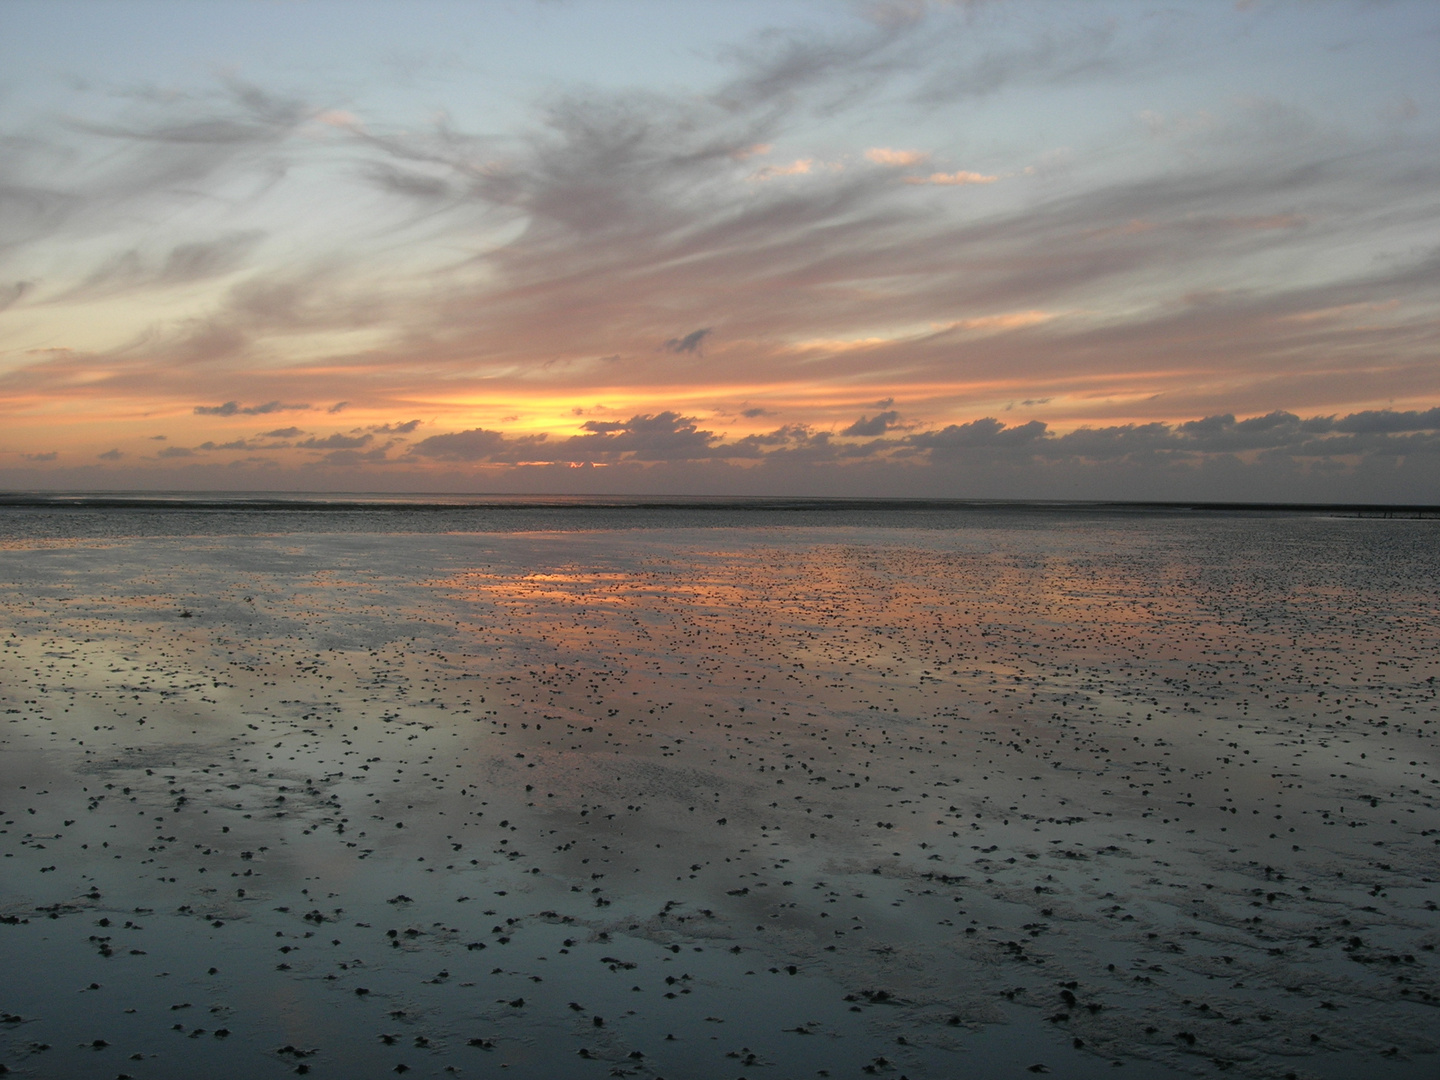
[{"left": 0, "top": 494, "right": 1437, "bottom": 518}]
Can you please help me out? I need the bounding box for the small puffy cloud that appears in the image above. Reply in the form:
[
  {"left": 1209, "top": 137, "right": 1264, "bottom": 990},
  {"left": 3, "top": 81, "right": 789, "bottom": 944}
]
[
  {"left": 194, "top": 400, "right": 311, "bottom": 416},
  {"left": 261, "top": 427, "right": 305, "bottom": 438},
  {"left": 663, "top": 328, "right": 712, "bottom": 355},
  {"left": 327, "top": 402, "right": 350, "bottom": 414},
  {"left": 865, "top": 147, "right": 927, "bottom": 166},
  {"left": 371, "top": 419, "right": 421, "bottom": 434},
  {"left": 842, "top": 410, "right": 901, "bottom": 436},
  {"left": 905, "top": 170, "right": 998, "bottom": 185},
  {"left": 157, "top": 445, "right": 195, "bottom": 458},
  {"left": 740, "top": 407, "right": 774, "bottom": 418},
  {"left": 24, "top": 451, "right": 59, "bottom": 462}
]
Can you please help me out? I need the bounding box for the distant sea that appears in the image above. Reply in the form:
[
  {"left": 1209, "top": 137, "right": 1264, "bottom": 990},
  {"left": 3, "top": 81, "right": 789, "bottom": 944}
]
[{"left": 2, "top": 490, "right": 1436, "bottom": 541}]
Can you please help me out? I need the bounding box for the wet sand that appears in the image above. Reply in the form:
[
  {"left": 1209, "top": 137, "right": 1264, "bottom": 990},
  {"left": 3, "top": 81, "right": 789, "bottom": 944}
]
[{"left": 0, "top": 507, "right": 1436, "bottom": 1079}]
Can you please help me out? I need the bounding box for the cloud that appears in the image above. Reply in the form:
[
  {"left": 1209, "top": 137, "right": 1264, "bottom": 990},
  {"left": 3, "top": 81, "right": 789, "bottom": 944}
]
[
  {"left": 730, "top": 143, "right": 773, "bottom": 160},
  {"left": 908, "top": 417, "right": 1048, "bottom": 455},
  {"left": 24, "top": 451, "right": 58, "bottom": 462},
  {"left": 662, "top": 328, "right": 713, "bottom": 355},
  {"left": 912, "top": 17, "right": 1128, "bottom": 104},
  {"left": 366, "top": 163, "right": 452, "bottom": 201},
  {"left": 371, "top": 419, "right": 421, "bottom": 434},
  {"left": 58, "top": 231, "right": 264, "bottom": 300},
  {"left": 561, "top": 412, "right": 717, "bottom": 462},
  {"left": 905, "top": 170, "right": 998, "bottom": 185},
  {"left": 297, "top": 432, "right": 373, "bottom": 450},
  {"left": 196, "top": 439, "right": 293, "bottom": 452},
  {"left": 194, "top": 401, "right": 311, "bottom": 416},
  {"left": 0, "top": 282, "right": 33, "bottom": 312},
  {"left": 398, "top": 404, "right": 1440, "bottom": 476},
  {"left": 865, "top": 147, "right": 927, "bottom": 166},
  {"left": 327, "top": 402, "right": 350, "bottom": 414},
  {"left": 317, "top": 442, "right": 397, "bottom": 467},
  {"left": 842, "top": 410, "right": 901, "bottom": 436},
  {"left": 750, "top": 158, "right": 814, "bottom": 180},
  {"left": 408, "top": 427, "right": 547, "bottom": 463},
  {"left": 1327, "top": 407, "right": 1440, "bottom": 434},
  {"left": 157, "top": 445, "right": 194, "bottom": 458},
  {"left": 740, "top": 407, "right": 774, "bottom": 418},
  {"left": 261, "top": 426, "right": 305, "bottom": 438}
]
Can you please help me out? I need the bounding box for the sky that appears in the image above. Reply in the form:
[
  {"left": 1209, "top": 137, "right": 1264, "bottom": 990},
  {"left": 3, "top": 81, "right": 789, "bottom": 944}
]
[{"left": 1, "top": 0, "right": 1438, "bottom": 500}]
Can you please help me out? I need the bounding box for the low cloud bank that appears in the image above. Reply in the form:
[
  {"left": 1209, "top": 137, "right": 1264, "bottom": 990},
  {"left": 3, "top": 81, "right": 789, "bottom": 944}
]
[{"left": 405, "top": 407, "right": 1440, "bottom": 471}]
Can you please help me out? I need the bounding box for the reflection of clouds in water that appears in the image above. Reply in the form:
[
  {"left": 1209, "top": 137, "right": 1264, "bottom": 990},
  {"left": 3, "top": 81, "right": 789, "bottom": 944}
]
[{"left": 0, "top": 511, "right": 1436, "bottom": 1078}]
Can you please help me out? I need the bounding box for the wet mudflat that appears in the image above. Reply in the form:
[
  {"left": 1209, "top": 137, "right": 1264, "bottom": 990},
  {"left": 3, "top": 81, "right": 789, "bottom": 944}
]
[{"left": 0, "top": 506, "right": 1436, "bottom": 1080}]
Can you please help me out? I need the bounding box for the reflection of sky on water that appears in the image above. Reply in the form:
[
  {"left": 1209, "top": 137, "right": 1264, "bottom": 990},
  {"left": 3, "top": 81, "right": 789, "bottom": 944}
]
[{"left": 0, "top": 512, "right": 1437, "bottom": 1078}]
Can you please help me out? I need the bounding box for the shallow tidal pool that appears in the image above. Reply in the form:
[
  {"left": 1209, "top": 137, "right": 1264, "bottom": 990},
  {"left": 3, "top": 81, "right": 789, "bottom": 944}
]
[{"left": 1, "top": 505, "right": 1436, "bottom": 1079}]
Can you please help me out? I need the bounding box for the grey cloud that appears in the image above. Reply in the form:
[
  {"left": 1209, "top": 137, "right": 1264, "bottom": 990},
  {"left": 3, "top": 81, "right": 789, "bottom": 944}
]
[
  {"left": 0, "top": 282, "right": 33, "bottom": 312},
  {"left": 842, "top": 410, "right": 900, "bottom": 437},
  {"left": 157, "top": 446, "right": 194, "bottom": 458},
  {"left": 60, "top": 232, "right": 264, "bottom": 300},
  {"left": 261, "top": 426, "right": 305, "bottom": 438},
  {"left": 24, "top": 451, "right": 59, "bottom": 462},
  {"left": 297, "top": 433, "right": 373, "bottom": 450},
  {"left": 740, "top": 407, "right": 773, "bottom": 418},
  {"left": 367, "top": 164, "right": 452, "bottom": 201},
  {"left": 409, "top": 427, "right": 508, "bottom": 462},
  {"left": 912, "top": 409, "right": 1440, "bottom": 467},
  {"left": 318, "top": 442, "right": 396, "bottom": 467},
  {"left": 1, "top": 80, "right": 309, "bottom": 263},
  {"left": 371, "top": 419, "right": 421, "bottom": 434},
  {"left": 1329, "top": 407, "right": 1440, "bottom": 434},
  {"left": 663, "top": 328, "right": 712, "bottom": 355},
  {"left": 74, "top": 78, "right": 308, "bottom": 147},
  {"left": 160, "top": 232, "right": 264, "bottom": 283},
  {"left": 197, "top": 439, "right": 293, "bottom": 452},
  {"left": 715, "top": 16, "right": 917, "bottom": 117},
  {"left": 562, "top": 412, "right": 717, "bottom": 462},
  {"left": 194, "top": 401, "right": 311, "bottom": 416},
  {"left": 914, "top": 18, "right": 1126, "bottom": 104},
  {"left": 408, "top": 427, "right": 548, "bottom": 463},
  {"left": 908, "top": 417, "right": 1048, "bottom": 452},
  {"left": 410, "top": 413, "right": 717, "bottom": 464}
]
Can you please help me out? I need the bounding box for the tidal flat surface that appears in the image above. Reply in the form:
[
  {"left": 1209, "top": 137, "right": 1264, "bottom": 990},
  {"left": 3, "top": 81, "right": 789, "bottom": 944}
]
[{"left": 0, "top": 505, "right": 1436, "bottom": 1080}]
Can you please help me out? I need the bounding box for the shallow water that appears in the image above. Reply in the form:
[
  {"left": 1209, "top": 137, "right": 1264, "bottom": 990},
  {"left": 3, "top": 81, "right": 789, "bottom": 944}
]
[{"left": 0, "top": 506, "right": 1436, "bottom": 1079}]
